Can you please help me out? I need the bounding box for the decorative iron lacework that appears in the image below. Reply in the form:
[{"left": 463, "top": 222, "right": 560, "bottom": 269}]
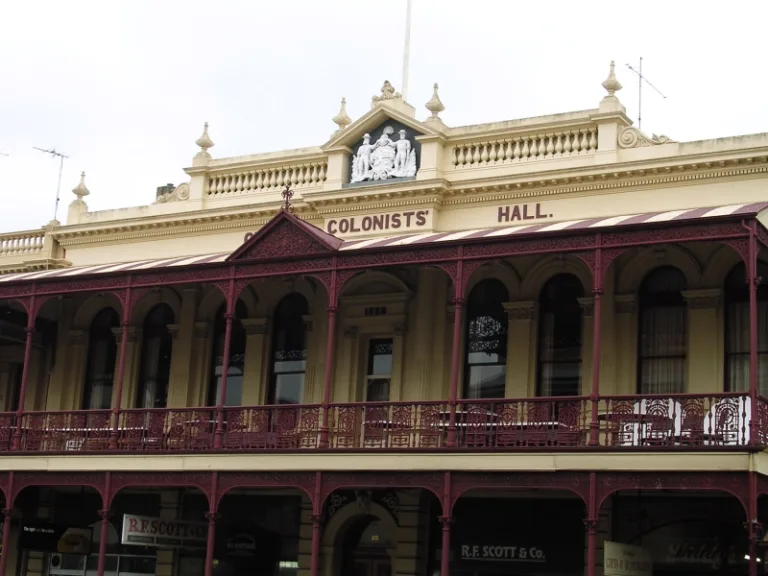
[
  {"left": 275, "top": 349, "right": 308, "bottom": 362},
  {"left": 372, "top": 340, "right": 393, "bottom": 355},
  {"left": 467, "top": 315, "right": 506, "bottom": 354}
]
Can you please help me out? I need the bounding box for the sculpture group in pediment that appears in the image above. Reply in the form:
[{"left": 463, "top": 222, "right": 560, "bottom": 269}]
[{"left": 351, "top": 125, "right": 417, "bottom": 183}]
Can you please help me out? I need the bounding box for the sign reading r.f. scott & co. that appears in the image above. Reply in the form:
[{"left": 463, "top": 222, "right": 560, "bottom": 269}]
[{"left": 121, "top": 514, "right": 207, "bottom": 549}]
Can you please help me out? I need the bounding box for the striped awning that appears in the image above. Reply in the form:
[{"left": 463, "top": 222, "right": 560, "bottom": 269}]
[{"left": 1, "top": 202, "right": 765, "bottom": 284}]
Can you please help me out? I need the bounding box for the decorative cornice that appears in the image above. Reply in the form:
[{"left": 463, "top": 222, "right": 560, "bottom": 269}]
[
  {"left": 112, "top": 326, "right": 139, "bottom": 344},
  {"left": 682, "top": 288, "right": 722, "bottom": 310},
  {"left": 503, "top": 300, "right": 536, "bottom": 321}
]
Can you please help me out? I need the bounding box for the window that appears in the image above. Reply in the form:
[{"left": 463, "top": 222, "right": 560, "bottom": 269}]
[
  {"left": 269, "top": 294, "right": 309, "bottom": 405},
  {"left": 136, "top": 304, "right": 175, "bottom": 408},
  {"left": 637, "top": 267, "right": 687, "bottom": 394},
  {"left": 365, "top": 339, "right": 393, "bottom": 401},
  {"left": 724, "top": 262, "right": 768, "bottom": 394},
  {"left": 208, "top": 300, "right": 247, "bottom": 406},
  {"left": 83, "top": 308, "right": 120, "bottom": 410},
  {"left": 537, "top": 274, "right": 584, "bottom": 396},
  {"left": 464, "top": 279, "right": 509, "bottom": 399}
]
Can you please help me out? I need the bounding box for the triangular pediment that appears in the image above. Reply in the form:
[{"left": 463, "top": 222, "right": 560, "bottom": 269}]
[
  {"left": 227, "top": 210, "right": 342, "bottom": 262},
  {"left": 323, "top": 105, "right": 438, "bottom": 151}
]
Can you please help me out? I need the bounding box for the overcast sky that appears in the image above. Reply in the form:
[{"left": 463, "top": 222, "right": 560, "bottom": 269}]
[{"left": 1, "top": 0, "right": 767, "bottom": 233}]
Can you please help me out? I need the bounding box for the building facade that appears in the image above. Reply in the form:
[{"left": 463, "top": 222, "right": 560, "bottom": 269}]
[{"left": 0, "top": 64, "right": 768, "bottom": 576}]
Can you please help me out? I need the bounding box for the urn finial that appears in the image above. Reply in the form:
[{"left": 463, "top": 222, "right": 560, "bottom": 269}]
[
  {"left": 425, "top": 82, "right": 445, "bottom": 120},
  {"left": 72, "top": 171, "right": 90, "bottom": 199},
  {"left": 602, "top": 61, "right": 623, "bottom": 96},
  {"left": 195, "top": 122, "right": 214, "bottom": 152},
  {"left": 332, "top": 97, "right": 352, "bottom": 132}
]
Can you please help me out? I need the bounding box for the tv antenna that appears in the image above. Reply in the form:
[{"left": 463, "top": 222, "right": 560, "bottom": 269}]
[
  {"left": 625, "top": 57, "right": 667, "bottom": 131},
  {"left": 33, "top": 147, "right": 68, "bottom": 222}
]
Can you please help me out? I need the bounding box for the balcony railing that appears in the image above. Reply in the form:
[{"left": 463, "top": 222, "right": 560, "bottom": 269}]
[{"left": 0, "top": 393, "right": 763, "bottom": 454}]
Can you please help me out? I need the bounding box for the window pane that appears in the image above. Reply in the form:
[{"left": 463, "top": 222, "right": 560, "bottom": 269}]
[
  {"left": 274, "top": 373, "right": 305, "bottom": 404},
  {"left": 467, "top": 365, "right": 506, "bottom": 399}
]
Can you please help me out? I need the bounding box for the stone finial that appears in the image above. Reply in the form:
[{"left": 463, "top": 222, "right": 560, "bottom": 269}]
[
  {"left": 602, "top": 61, "right": 623, "bottom": 96},
  {"left": 195, "top": 122, "right": 214, "bottom": 152},
  {"left": 372, "top": 80, "right": 402, "bottom": 102},
  {"left": 332, "top": 97, "right": 352, "bottom": 131},
  {"left": 425, "top": 83, "right": 445, "bottom": 120},
  {"left": 72, "top": 171, "right": 90, "bottom": 199}
]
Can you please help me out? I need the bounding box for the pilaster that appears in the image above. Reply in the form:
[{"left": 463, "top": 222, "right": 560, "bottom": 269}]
[
  {"left": 682, "top": 289, "right": 722, "bottom": 394},
  {"left": 503, "top": 301, "right": 536, "bottom": 398},
  {"left": 111, "top": 326, "right": 139, "bottom": 409},
  {"left": 241, "top": 317, "right": 269, "bottom": 405},
  {"left": 188, "top": 321, "right": 212, "bottom": 407},
  {"left": 156, "top": 491, "right": 181, "bottom": 576},
  {"left": 168, "top": 287, "right": 199, "bottom": 408},
  {"left": 578, "top": 296, "right": 594, "bottom": 396},
  {"left": 614, "top": 294, "right": 637, "bottom": 396}
]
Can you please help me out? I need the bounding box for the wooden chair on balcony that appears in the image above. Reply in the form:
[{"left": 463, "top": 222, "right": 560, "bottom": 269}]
[
  {"left": 362, "top": 406, "right": 390, "bottom": 448},
  {"left": 678, "top": 398, "right": 706, "bottom": 446},
  {"left": 414, "top": 406, "right": 443, "bottom": 448},
  {"left": 494, "top": 403, "right": 522, "bottom": 447},
  {"left": 524, "top": 402, "right": 552, "bottom": 447},
  {"left": 463, "top": 405, "right": 493, "bottom": 448},
  {"left": 553, "top": 401, "right": 583, "bottom": 447}
]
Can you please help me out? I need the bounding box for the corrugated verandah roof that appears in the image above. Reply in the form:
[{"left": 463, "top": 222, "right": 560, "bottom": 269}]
[{"left": 1, "top": 202, "right": 766, "bottom": 284}]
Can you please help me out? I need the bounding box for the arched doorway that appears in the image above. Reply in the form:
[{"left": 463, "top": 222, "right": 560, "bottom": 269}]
[{"left": 341, "top": 515, "right": 393, "bottom": 576}]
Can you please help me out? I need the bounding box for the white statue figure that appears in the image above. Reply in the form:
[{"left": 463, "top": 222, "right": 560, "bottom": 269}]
[
  {"left": 351, "top": 133, "right": 374, "bottom": 183},
  {"left": 392, "top": 129, "right": 411, "bottom": 175},
  {"left": 351, "top": 125, "right": 417, "bottom": 183}
]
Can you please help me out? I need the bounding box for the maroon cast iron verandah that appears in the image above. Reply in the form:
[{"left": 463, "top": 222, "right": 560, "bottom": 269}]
[
  {"left": 0, "top": 209, "right": 766, "bottom": 454},
  {"left": 0, "top": 470, "right": 763, "bottom": 576}
]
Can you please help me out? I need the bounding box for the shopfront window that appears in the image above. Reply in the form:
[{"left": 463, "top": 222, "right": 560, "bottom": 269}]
[
  {"left": 136, "top": 304, "right": 175, "bottom": 409},
  {"left": 269, "top": 293, "right": 309, "bottom": 405},
  {"left": 208, "top": 300, "right": 247, "bottom": 406},
  {"left": 83, "top": 308, "right": 120, "bottom": 410},
  {"left": 464, "top": 279, "right": 509, "bottom": 399}
]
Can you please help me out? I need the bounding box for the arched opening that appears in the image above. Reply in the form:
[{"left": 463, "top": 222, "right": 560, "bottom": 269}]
[
  {"left": 464, "top": 279, "right": 509, "bottom": 399},
  {"left": 269, "top": 293, "right": 309, "bottom": 405},
  {"left": 136, "top": 303, "right": 175, "bottom": 408},
  {"left": 536, "top": 274, "right": 584, "bottom": 397},
  {"left": 724, "top": 262, "right": 768, "bottom": 393},
  {"left": 340, "top": 515, "right": 393, "bottom": 576},
  {"left": 637, "top": 266, "right": 688, "bottom": 394},
  {"left": 208, "top": 300, "right": 247, "bottom": 406},
  {"left": 83, "top": 308, "right": 120, "bottom": 409}
]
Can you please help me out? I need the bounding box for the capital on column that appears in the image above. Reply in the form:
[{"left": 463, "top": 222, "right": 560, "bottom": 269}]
[{"left": 583, "top": 518, "right": 598, "bottom": 534}]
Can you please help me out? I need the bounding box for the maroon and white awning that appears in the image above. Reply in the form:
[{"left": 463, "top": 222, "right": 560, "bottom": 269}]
[{"left": 1, "top": 202, "right": 765, "bottom": 283}]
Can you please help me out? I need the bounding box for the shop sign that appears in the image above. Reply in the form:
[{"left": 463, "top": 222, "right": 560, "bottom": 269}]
[
  {"left": 604, "top": 541, "right": 653, "bottom": 576},
  {"left": 121, "top": 514, "right": 207, "bottom": 549},
  {"left": 460, "top": 544, "right": 546, "bottom": 562},
  {"left": 19, "top": 522, "right": 92, "bottom": 554}
]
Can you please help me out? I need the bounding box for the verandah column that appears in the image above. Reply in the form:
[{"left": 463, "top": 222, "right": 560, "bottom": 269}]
[
  {"left": 446, "top": 257, "right": 465, "bottom": 448},
  {"left": 747, "top": 472, "right": 761, "bottom": 576},
  {"left": 747, "top": 224, "right": 759, "bottom": 444},
  {"left": 96, "top": 472, "right": 111, "bottom": 576},
  {"left": 319, "top": 264, "right": 339, "bottom": 449},
  {"left": 109, "top": 284, "right": 133, "bottom": 449},
  {"left": 585, "top": 472, "right": 598, "bottom": 576},
  {"left": 440, "top": 472, "right": 452, "bottom": 576},
  {"left": 213, "top": 277, "right": 236, "bottom": 449},
  {"left": 205, "top": 472, "right": 218, "bottom": 576},
  {"left": 310, "top": 472, "right": 322, "bottom": 576},
  {"left": 11, "top": 292, "right": 37, "bottom": 451},
  {"left": 589, "top": 237, "right": 603, "bottom": 447},
  {"left": 0, "top": 472, "right": 14, "bottom": 576}
]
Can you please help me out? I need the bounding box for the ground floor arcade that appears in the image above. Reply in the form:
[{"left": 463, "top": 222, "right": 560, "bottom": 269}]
[{"left": 0, "top": 471, "right": 764, "bottom": 576}]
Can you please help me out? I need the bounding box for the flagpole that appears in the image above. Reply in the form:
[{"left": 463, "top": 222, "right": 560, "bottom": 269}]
[{"left": 401, "top": 0, "right": 412, "bottom": 101}]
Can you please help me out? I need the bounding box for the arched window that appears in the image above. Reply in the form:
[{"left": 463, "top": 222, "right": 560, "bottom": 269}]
[
  {"left": 724, "top": 262, "right": 768, "bottom": 393},
  {"left": 537, "top": 274, "right": 584, "bottom": 396},
  {"left": 638, "top": 267, "right": 687, "bottom": 394},
  {"left": 208, "top": 300, "right": 247, "bottom": 406},
  {"left": 83, "top": 308, "right": 120, "bottom": 410},
  {"left": 269, "top": 293, "right": 309, "bottom": 404},
  {"left": 137, "top": 304, "right": 175, "bottom": 409},
  {"left": 464, "top": 279, "right": 509, "bottom": 399}
]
